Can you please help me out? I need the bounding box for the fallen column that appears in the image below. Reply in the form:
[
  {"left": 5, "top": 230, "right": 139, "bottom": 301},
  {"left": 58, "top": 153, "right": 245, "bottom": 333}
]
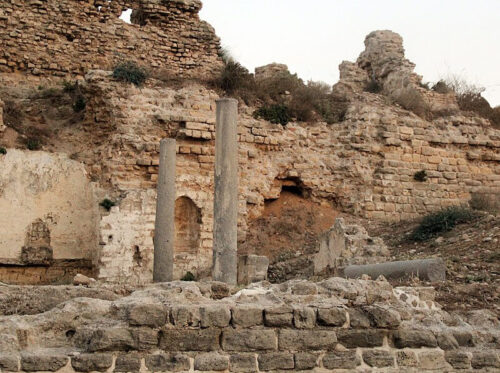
[
  {"left": 153, "top": 138, "right": 176, "bottom": 282},
  {"left": 213, "top": 98, "right": 239, "bottom": 285},
  {"left": 343, "top": 258, "right": 446, "bottom": 282}
]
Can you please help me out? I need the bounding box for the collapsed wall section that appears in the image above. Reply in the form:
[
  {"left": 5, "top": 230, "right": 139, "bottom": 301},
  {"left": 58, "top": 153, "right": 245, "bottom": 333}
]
[{"left": 0, "top": 0, "right": 222, "bottom": 78}]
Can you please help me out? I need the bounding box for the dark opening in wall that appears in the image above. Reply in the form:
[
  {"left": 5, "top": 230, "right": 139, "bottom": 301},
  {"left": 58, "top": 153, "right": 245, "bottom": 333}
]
[
  {"left": 175, "top": 197, "right": 201, "bottom": 255},
  {"left": 280, "top": 177, "right": 311, "bottom": 198}
]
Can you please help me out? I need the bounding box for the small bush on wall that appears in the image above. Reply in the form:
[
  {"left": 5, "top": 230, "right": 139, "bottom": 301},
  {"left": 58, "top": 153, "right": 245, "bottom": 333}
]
[
  {"left": 414, "top": 170, "right": 428, "bottom": 182},
  {"left": 113, "top": 61, "right": 148, "bottom": 86}
]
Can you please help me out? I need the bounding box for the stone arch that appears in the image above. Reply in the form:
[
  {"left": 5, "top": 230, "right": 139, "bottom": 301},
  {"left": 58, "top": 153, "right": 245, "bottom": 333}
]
[{"left": 174, "top": 196, "right": 201, "bottom": 255}]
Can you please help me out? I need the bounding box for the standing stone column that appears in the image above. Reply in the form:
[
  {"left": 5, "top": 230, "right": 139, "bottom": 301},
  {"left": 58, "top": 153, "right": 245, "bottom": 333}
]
[
  {"left": 213, "top": 98, "right": 238, "bottom": 284},
  {"left": 153, "top": 138, "right": 176, "bottom": 282}
]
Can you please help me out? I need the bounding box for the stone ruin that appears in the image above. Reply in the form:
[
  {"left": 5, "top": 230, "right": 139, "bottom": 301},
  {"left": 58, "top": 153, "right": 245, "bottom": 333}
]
[{"left": 0, "top": 1, "right": 499, "bottom": 371}]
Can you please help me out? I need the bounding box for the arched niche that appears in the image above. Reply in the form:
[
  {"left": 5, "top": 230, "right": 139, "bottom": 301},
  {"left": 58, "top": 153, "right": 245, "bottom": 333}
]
[{"left": 174, "top": 196, "right": 201, "bottom": 255}]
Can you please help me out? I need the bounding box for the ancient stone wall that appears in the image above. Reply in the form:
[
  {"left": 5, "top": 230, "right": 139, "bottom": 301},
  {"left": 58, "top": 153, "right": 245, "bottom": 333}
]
[
  {"left": 0, "top": 279, "right": 498, "bottom": 372},
  {"left": 0, "top": 0, "right": 222, "bottom": 78}
]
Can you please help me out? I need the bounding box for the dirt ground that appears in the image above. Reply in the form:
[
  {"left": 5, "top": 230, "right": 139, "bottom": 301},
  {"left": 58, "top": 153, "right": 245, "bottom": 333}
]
[
  {"left": 239, "top": 191, "right": 339, "bottom": 263},
  {"left": 367, "top": 213, "right": 500, "bottom": 316}
]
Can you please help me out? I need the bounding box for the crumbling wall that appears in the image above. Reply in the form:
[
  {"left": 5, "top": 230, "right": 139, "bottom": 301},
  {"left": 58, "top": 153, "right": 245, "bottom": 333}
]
[
  {"left": 0, "top": 0, "right": 222, "bottom": 78},
  {"left": 0, "top": 150, "right": 99, "bottom": 263}
]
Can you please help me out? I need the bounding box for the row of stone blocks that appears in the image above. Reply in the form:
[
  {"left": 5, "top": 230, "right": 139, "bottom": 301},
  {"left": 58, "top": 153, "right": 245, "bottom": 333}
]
[{"left": 1, "top": 349, "right": 499, "bottom": 372}]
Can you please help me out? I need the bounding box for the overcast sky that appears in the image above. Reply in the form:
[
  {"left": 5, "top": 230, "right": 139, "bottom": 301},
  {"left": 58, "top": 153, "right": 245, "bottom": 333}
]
[{"left": 199, "top": 0, "right": 500, "bottom": 106}]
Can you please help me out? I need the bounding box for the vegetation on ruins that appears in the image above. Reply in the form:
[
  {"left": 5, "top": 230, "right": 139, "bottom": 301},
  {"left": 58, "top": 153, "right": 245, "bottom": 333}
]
[
  {"left": 410, "top": 206, "right": 477, "bottom": 241},
  {"left": 365, "top": 78, "right": 383, "bottom": 93},
  {"left": 214, "top": 51, "right": 348, "bottom": 125},
  {"left": 24, "top": 137, "right": 41, "bottom": 151},
  {"left": 0, "top": 147, "right": 6, "bottom": 155},
  {"left": 72, "top": 95, "right": 86, "bottom": 113},
  {"left": 99, "top": 198, "right": 116, "bottom": 211},
  {"left": 413, "top": 170, "right": 428, "bottom": 182},
  {"left": 112, "top": 61, "right": 148, "bottom": 87},
  {"left": 433, "top": 76, "right": 500, "bottom": 128},
  {"left": 181, "top": 271, "right": 196, "bottom": 281}
]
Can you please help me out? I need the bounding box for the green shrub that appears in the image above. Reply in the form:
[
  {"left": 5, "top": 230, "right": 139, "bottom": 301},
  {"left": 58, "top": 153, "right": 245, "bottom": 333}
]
[
  {"left": 25, "top": 137, "right": 41, "bottom": 151},
  {"left": 365, "top": 79, "right": 382, "bottom": 93},
  {"left": 413, "top": 170, "right": 428, "bottom": 182},
  {"left": 62, "top": 80, "right": 78, "bottom": 93},
  {"left": 113, "top": 61, "right": 148, "bottom": 86},
  {"left": 181, "top": 271, "right": 196, "bottom": 281},
  {"left": 0, "top": 147, "right": 6, "bottom": 155},
  {"left": 410, "top": 206, "right": 477, "bottom": 241},
  {"left": 73, "top": 95, "right": 86, "bottom": 112},
  {"left": 216, "top": 60, "right": 254, "bottom": 95},
  {"left": 253, "top": 105, "right": 291, "bottom": 125},
  {"left": 99, "top": 199, "right": 116, "bottom": 211}
]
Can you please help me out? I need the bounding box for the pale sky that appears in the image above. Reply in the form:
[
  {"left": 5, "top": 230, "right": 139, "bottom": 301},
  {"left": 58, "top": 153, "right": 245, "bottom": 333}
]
[{"left": 199, "top": 0, "right": 500, "bottom": 106}]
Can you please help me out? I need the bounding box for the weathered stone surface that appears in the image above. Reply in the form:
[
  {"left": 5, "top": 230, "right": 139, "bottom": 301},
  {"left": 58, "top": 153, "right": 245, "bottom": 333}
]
[
  {"left": 293, "top": 307, "right": 316, "bottom": 329},
  {"left": 471, "top": 351, "right": 500, "bottom": 368},
  {"left": 322, "top": 350, "right": 360, "bottom": 369},
  {"left": 222, "top": 330, "right": 277, "bottom": 352},
  {"left": 200, "top": 304, "right": 231, "bottom": 328},
  {"left": 394, "top": 329, "right": 438, "bottom": 348},
  {"left": 194, "top": 353, "right": 229, "bottom": 371},
  {"left": 128, "top": 302, "right": 168, "bottom": 327},
  {"left": 229, "top": 354, "right": 257, "bottom": 372},
  {"left": 348, "top": 308, "right": 371, "bottom": 328},
  {"left": 71, "top": 354, "right": 113, "bottom": 372},
  {"left": 238, "top": 255, "right": 269, "bottom": 285},
  {"left": 20, "top": 354, "right": 68, "bottom": 372},
  {"left": 170, "top": 305, "right": 201, "bottom": 327},
  {"left": 436, "top": 332, "right": 459, "bottom": 350},
  {"left": 258, "top": 353, "right": 294, "bottom": 371},
  {"left": 317, "top": 307, "right": 347, "bottom": 326},
  {"left": 362, "top": 349, "right": 394, "bottom": 367},
  {"left": 160, "top": 329, "right": 221, "bottom": 351},
  {"left": 445, "top": 351, "right": 472, "bottom": 369},
  {"left": 0, "top": 354, "right": 19, "bottom": 372},
  {"left": 396, "top": 350, "right": 418, "bottom": 367},
  {"left": 145, "top": 353, "right": 190, "bottom": 372},
  {"left": 130, "top": 328, "right": 159, "bottom": 350},
  {"left": 453, "top": 330, "right": 475, "bottom": 347},
  {"left": 264, "top": 305, "right": 293, "bottom": 327},
  {"left": 418, "top": 350, "right": 448, "bottom": 370},
  {"left": 231, "top": 305, "right": 264, "bottom": 328},
  {"left": 363, "top": 305, "right": 401, "bottom": 328},
  {"left": 115, "top": 354, "right": 142, "bottom": 372},
  {"left": 278, "top": 329, "right": 337, "bottom": 351},
  {"left": 337, "top": 329, "right": 385, "bottom": 348},
  {"left": 294, "top": 352, "right": 318, "bottom": 370},
  {"left": 87, "top": 328, "right": 135, "bottom": 351}
]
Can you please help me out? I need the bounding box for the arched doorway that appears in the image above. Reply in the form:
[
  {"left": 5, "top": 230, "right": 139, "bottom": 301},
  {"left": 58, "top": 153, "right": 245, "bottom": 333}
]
[{"left": 174, "top": 197, "right": 201, "bottom": 255}]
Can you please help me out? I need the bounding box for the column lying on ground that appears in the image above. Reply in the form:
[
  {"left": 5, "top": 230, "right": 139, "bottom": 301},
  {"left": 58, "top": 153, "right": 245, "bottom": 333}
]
[
  {"left": 153, "top": 138, "right": 176, "bottom": 282},
  {"left": 343, "top": 258, "right": 446, "bottom": 282},
  {"left": 213, "top": 98, "right": 239, "bottom": 285}
]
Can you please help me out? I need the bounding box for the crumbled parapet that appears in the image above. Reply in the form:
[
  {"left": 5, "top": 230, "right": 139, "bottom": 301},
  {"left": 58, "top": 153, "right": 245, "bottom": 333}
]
[
  {"left": 314, "top": 218, "right": 389, "bottom": 275},
  {"left": 254, "top": 63, "right": 290, "bottom": 81},
  {"left": 237, "top": 255, "right": 269, "bottom": 285}
]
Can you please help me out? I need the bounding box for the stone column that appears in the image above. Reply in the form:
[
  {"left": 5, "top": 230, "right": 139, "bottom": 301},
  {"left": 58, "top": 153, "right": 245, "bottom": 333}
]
[
  {"left": 213, "top": 98, "right": 238, "bottom": 284},
  {"left": 153, "top": 138, "right": 176, "bottom": 282}
]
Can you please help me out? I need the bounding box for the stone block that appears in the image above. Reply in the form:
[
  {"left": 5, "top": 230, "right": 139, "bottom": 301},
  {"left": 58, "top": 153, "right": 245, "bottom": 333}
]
[
  {"left": 231, "top": 305, "right": 264, "bottom": 328},
  {"left": 20, "top": 246, "right": 53, "bottom": 266},
  {"left": 471, "top": 351, "right": 500, "bottom": 369},
  {"left": 170, "top": 305, "right": 200, "bottom": 327},
  {"left": 0, "top": 354, "right": 19, "bottom": 371},
  {"left": 222, "top": 329, "right": 277, "bottom": 352},
  {"left": 264, "top": 305, "right": 293, "bottom": 327},
  {"left": 128, "top": 302, "right": 168, "bottom": 327},
  {"left": 130, "top": 328, "right": 159, "bottom": 350},
  {"left": 363, "top": 305, "right": 401, "bottom": 328},
  {"left": 337, "top": 329, "right": 385, "bottom": 348},
  {"left": 436, "top": 331, "right": 459, "bottom": 350},
  {"left": 278, "top": 329, "right": 337, "bottom": 351},
  {"left": 445, "top": 351, "right": 471, "bottom": 369},
  {"left": 418, "top": 350, "right": 448, "bottom": 370},
  {"left": 200, "top": 304, "right": 231, "bottom": 328},
  {"left": 317, "top": 307, "right": 347, "bottom": 326},
  {"left": 453, "top": 330, "right": 475, "bottom": 347},
  {"left": 362, "top": 349, "right": 394, "bottom": 367},
  {"left": 115, "top": 354, "right": 142, "bottom": 372},
  {"left": 393, "top": 329, "right": 437, "bottom": 348},
  {"left": 229, "top": 354, "right": 257, "bottom": 372},
  {"left": 21, "top": 354, "right": 68, "bottom": 372},
  {"left": 294, "top": 352, "right": 318, "bottom": 370},
  {"left": 322, "top": 351, "right": 360, "bottom": 369},
  {"left": 258, "top": 353, "right": 294, "bottom": 371},
  {"left": 238, "top": 255, "right": 269, "bottom": 285},
  {"left": 71, "top": 354, "right": 113, "bottom": 372},
  {"left": 194, "top": 353, "right": 229, "bottom": 371},
  {"left": 160, "top": 329, "right": 220, "bottom": 351},
  {"left": 87, "top": 328, "right": 134, "bottom": 352},
  {"left": 347, "top": 308, "right": 371, "bottom": 328},
  {"left": 293, "top": 307, "right": 316, "bottom": 329},
  {"left": 396, "top": 350, "right": 418, "bottom": 367},
  {"left": 145, "top": 353, "right": 190, "bottom": 372}
]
